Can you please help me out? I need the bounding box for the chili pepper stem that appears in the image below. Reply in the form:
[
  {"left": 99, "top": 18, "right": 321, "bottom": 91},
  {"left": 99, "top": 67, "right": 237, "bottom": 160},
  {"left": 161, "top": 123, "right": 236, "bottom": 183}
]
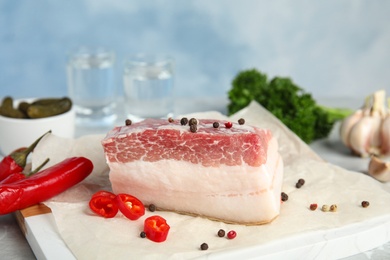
[
  {"left": 10, "top": 130, "right": 51, "bottom": 168},
  {"left": 26, "top": 158, "right": 50, "bottom": 177}
]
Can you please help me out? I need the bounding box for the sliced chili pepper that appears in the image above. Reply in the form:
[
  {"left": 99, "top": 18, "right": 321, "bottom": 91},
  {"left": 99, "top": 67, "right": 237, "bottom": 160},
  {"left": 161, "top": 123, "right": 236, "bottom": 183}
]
[
  {"left": 115, "top": 193, "right": 145, "bottom": 220},
  {"left": 144, "top": 215, "right": 170, "bottom": 243},
  {"left": 89, "top": 190, "right": 118, "bottom": 218},
  {"left": 0, "top": 157, "right": 93, "bottom": 215},
  {"left": 0, "top": 131, "right": 50, "bottom": 181},
  {"left": 92, "top": 190, "right": 116, "bottom": 200}
]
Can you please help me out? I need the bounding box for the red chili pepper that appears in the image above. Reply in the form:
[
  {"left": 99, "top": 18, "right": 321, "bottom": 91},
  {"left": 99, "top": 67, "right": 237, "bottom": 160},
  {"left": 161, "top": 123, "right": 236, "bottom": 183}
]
[
  {"left": 0, "top": 153, "right": 25, "bottom": 181},
  {"left": 115, "top": 193, "right": 145, "bottom": 220},
  {"left": 0, "top": 131, "right": 50, "bottom": 182},
  {"left": 0, "top": 172, "right": 26, "bottom": 184},
  {"left": 0, "top": 157, "right": 93, "bottom": 215},
  {"left": 89, "top": 190, "right": 118, "bottom": 218},
  {"left": 0, "top": 158, "right": 50, "bottom": 185},
  {"left": 144, "top": 215, "right": 170, "bottom": 243}
]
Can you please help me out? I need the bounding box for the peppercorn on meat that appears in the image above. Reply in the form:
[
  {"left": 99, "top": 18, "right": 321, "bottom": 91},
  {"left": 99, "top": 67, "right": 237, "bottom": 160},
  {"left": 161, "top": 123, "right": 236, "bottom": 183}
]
[{"left": 101, "top": 118, "right": 284, "bottom": 225}]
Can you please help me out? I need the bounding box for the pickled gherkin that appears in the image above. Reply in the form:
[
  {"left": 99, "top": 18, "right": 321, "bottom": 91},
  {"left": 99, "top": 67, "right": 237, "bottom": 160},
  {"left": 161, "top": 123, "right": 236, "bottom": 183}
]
[
  {"left": 1, "top": 96, "right": 13, "bottom": 109},
  {"left": 27, "top": 97, "right": 72, "bottom": 118},
  {"left": 17, "top": 101, "right": 30, "bottom": 114},
  {"left": 0, "top": 96, "right": 27, "bottom": 118},
  {"left": 0, "top": 96, "right": 73, "bottom": 119}
]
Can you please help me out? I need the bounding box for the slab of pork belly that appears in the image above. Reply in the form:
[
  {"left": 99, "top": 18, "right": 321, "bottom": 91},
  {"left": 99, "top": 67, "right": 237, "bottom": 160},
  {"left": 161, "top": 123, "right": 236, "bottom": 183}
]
[{"left": 102, "top": 119, "right": 283, "bottom": 225}]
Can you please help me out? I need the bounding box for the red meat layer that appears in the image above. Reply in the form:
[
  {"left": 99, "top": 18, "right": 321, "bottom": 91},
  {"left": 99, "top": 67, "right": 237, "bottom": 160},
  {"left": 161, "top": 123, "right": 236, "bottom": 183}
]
[{"left": 102, "top": 119, "right": 272, "bottom": 167}]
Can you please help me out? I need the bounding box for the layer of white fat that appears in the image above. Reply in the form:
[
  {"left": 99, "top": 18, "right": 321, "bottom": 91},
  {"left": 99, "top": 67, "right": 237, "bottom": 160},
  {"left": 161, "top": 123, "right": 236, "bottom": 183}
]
[{"left": 108, "top": 136, "right": 283, "bottom": 224}]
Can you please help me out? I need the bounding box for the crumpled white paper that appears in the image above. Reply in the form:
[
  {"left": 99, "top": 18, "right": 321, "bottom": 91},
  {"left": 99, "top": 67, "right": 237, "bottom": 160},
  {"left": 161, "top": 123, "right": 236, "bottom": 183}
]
[{"left": 31, "top": 101, "right": 390, "bottom": 259}]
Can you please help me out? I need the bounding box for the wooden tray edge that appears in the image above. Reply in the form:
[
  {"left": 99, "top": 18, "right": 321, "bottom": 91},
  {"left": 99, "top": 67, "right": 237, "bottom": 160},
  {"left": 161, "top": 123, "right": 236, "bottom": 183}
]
[{"left": 14, "top": 203, "right": 52, "bottom": 236}]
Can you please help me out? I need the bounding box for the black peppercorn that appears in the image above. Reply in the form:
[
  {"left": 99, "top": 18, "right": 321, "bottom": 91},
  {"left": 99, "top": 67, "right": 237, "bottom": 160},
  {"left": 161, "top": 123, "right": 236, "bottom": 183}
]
[
  {"left": 180, "top": 117, "right": 188, "bottom": 125},
  {"left": 213, "top": 122, "right": 219, "bottom": 128},
  {"left": 361, "top": 201, "right": 370, "bottom": 208},
  {"left": 200, "top": 243, "right": 208, "bottom": 250},
  {"left": 281, "top": 192, "right": 288, "bottom": 202},
  {"left": 125, "top": 119, "right": 132, "bottom": 126},
  {"left": 217, "top": 229, "right": 225, "bottom": 237},
  {"left": 148, "top": 204, "right": 156, "bottom": 212},
  {"left": 140, "top": 231, "right": 146, "bottom": 238},
  {"left": 189, "top": 118, "right": 198, "bottom": 126},
  {"left": 238, "top": 118, "right": 245, "bottom": 125},
  {"left": 190, "top": 124, "right": 197, "bottom": 133},
  {"left": 296, "top": 178, "right": 305, "bottom": 188},
  {"left": 168, "top": 117, "right": 174, "bottom": 123}
]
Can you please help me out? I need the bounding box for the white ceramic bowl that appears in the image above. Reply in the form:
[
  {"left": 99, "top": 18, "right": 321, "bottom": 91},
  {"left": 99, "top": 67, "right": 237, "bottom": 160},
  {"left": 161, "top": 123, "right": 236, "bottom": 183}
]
[{"left": 0, "top": 98, "right": 75, "bottom": 156}]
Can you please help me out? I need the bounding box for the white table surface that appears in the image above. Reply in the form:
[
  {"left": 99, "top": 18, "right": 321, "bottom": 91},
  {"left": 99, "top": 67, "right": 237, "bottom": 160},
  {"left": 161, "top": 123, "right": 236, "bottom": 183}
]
[{"left": 2, "top": 97, "right": 390, "bottom": 259}]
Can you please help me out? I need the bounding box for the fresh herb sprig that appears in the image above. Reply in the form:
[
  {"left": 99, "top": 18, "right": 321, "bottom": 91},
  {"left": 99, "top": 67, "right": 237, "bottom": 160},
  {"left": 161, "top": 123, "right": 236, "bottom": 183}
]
[{"left": 227, "top": 69, "right": 352, "bottom": 143}]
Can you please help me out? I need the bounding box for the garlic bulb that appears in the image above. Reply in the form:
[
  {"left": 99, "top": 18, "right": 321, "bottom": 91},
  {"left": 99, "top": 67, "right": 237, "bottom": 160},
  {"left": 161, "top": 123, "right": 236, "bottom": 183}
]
[{"left": 339, "top": 90, "right": 387, "bottom": 157}]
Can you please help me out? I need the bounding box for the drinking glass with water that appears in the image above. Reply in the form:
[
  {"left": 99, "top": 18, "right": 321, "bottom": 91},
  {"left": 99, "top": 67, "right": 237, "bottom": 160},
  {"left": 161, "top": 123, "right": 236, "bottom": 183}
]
[
  {"left": 67, "top": 46, "right": 117, "bottom": 127},
  {"left": 123, "top": 54, "right": 174, "bottom": 121}
]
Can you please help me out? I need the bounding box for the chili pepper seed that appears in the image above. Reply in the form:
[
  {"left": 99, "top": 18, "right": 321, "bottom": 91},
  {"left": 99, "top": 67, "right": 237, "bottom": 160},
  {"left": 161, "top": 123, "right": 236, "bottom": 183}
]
[
  {"left": 140, "top": 231, "right": 146, "bottom": 238},
  {"left": 321, "top": 204, "right": 329, "bottom": 212},
  {"left": 217, "top": 229, "right": 225, "bottom": 237},
  {"left": 330, "top": 204, "right": 338, "bottom": 212},
  {"left": 168, "top": 117, "right": 174, "bottom": 123},
  {"left": 281, "top": 192, "right": 288, "bottom": 202},
  {"left": 310, "top": 203, "right": 318, "bottom": 211},
  {"left": 148, "top": 204, "right": 156, "bottom": 212},
  {"left": 200, "top": 243, "right": 209, "bottom": 250},
  {"left": 361, "top": 201, "right": 370, "bottom": 208},
  {"left": 227, "top": 230, "right": 237, "bottom": 239}
]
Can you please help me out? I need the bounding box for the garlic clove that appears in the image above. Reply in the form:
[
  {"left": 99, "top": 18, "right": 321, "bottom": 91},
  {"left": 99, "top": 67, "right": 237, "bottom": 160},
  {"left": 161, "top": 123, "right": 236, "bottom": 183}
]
[
  {"left": 339, "top": 94, "right": 372, "bottom": 150},
  {"left": 368, "top": 156, "right": 390, "bottom": 182},
  {"left": 348, "top": 115, "right": 382, "bottom": 157},
  {"left": 339, "top": 109, "right": 363, "bottom": 148}
]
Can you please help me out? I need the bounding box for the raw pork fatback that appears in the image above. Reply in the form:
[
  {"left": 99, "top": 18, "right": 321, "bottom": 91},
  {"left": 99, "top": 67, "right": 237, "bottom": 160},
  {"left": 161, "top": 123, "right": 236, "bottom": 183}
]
[{"left": 102, "top": 118, "right": 283, "bottom": 225}]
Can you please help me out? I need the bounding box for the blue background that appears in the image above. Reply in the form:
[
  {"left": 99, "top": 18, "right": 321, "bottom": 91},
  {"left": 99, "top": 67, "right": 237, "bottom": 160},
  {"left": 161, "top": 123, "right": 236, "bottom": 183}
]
[{"left": 1, "top": 0, "right": 389, "bottom": 103}]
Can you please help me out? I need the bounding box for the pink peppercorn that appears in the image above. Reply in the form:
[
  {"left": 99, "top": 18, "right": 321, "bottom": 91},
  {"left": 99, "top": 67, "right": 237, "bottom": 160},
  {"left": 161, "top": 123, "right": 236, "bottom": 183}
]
[
  {"left": 227, "top": 230, "right": 237, "bottom": 239},
  {"left": 225, "top": 122, "right": 233, "bottom": 129},
  {"left": 310, "top": 203, "right": 318, "bottom": 211}
]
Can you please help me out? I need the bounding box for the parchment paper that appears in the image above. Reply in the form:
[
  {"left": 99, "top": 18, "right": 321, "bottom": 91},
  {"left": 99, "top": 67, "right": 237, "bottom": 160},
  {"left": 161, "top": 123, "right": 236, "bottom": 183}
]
[{"left": 31, "top": 101, "right": 390, "bottom": 259}]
